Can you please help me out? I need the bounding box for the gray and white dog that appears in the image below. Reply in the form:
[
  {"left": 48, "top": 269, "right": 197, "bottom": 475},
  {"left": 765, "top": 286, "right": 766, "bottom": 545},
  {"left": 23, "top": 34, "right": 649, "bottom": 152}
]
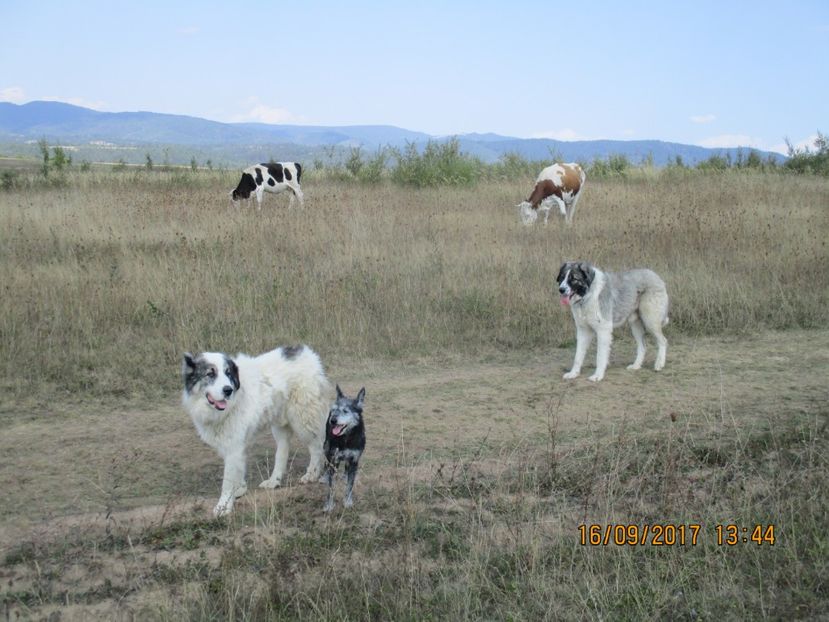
[
  {"left": 557, "top": 261, "right": 669, "bottom": 382},
  {"left": 323, "top": 385, "right": 366, "bottom": 512}
]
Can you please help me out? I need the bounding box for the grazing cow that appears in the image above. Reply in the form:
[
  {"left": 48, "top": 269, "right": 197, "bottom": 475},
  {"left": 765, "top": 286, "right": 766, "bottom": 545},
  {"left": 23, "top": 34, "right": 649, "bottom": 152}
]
[
  {"left": 230, "top": 162, "right": 304, "bottom": 209},
  {"left": 517, "top": 162, "right": 586, "bottom": 225}
]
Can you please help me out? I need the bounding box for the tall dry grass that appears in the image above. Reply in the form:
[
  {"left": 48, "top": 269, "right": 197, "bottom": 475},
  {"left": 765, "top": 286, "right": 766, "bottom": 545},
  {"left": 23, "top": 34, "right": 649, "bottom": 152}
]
[
  {"left": 4, "top": 397, "right": 826, "bottom": 620},
  {"left": 0, "top": 169, "right": 827, "bottom": 400}
]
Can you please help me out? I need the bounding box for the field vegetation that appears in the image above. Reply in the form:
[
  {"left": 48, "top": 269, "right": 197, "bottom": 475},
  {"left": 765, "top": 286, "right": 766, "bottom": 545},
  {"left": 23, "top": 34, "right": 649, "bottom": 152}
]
[{"left": 0, "top": 157, "right": 827, "bottom": 620}]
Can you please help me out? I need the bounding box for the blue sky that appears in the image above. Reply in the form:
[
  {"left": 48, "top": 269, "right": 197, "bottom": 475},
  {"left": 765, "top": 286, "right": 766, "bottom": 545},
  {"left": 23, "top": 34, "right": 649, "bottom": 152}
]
[{"left": 1, "top": 1, "right": 826, "bottom": 153}]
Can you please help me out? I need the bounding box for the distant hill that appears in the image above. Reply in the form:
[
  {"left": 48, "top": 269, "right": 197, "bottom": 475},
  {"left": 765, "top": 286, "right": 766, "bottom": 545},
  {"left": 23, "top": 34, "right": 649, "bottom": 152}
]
[{"left": 0, "top": 101, "right": 785, "bottom": 167}]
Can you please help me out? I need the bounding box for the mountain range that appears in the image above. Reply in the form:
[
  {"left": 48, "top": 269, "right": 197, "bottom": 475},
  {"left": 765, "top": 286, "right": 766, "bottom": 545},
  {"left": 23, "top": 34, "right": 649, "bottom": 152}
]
[{"left": 0, "top": 101, "right": 785, "bottom": 167}]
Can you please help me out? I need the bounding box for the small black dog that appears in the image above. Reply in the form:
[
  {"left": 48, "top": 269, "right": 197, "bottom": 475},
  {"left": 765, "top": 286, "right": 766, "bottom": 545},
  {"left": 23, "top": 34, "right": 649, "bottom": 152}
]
[{"left": 324, "top": 385, "right": 366, "bottom": 512}]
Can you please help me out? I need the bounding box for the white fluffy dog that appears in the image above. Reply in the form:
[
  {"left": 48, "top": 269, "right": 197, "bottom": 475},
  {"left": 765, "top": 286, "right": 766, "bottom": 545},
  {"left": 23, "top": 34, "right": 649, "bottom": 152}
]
[
  {"left": 181, "top": 344, "right": 333, "bottom": 516},
  {"left": 557, "top": 261, "right": 669, "bottom": 382}
]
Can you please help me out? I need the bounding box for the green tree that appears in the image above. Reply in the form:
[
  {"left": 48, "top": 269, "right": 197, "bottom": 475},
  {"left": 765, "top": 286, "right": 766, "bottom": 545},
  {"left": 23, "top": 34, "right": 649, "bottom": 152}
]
[
  {"left": 38, "top": 139, "right": 50, "bottom": 177},
  {"left": 52, "top": 146, "right": 71, "bottom": 171}
]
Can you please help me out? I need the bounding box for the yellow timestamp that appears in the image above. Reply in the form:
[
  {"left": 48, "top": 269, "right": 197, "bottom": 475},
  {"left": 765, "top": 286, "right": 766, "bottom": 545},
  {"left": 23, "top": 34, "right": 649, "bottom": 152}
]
[
  {"left": 715, "top": 524, "right": 776, "bottom": 545},
  {"left": 579, "top": 524, "right": 702, "bottom": 546},
  {"left": 578, "top": 524, "right": 776, "bottom": 546}
]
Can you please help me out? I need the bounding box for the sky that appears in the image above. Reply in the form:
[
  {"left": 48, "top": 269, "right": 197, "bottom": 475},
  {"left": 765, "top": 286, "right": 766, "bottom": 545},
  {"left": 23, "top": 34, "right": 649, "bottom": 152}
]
[{"left": 1, "top": 1, "right": 826, "bottom": 154}]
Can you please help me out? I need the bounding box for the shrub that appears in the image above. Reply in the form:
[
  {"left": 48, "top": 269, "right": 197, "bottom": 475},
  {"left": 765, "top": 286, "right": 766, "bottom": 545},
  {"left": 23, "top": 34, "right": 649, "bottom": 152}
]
[
  {"left": 1, "top": 170, "right": 18, "bottom": 191},
  {"left": 589, "top": 153, "right": 631, "bottom": 178},
  {"left": 390, "top": 138, "right": 482, "bottom": 187},
  {"left": 784, "top": 131, "right": 829, "bottom": 176},
  {"left": 696, "top": 154, "right": 729, "bottom": 172}
]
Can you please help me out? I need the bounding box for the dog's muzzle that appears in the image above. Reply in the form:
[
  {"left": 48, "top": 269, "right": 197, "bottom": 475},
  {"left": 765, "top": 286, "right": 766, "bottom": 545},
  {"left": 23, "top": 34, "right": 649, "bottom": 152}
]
[{"left": 206, "top": 393, "right": 229, "bottom": 411}]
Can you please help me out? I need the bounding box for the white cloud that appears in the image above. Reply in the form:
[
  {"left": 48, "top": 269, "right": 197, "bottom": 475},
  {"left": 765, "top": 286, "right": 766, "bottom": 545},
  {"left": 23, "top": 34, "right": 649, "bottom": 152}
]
[
  {"left": 770, "top": 134, "right": 819, "bottom": 156},
  {"left": 230, "top": 98, "right": 302, "bottom": 124},
  {"left": 0, "top": 86, "right": 26, "bottom": 103},
  {"left": 531, "top": 128, "right": 588, "bottom": 141},
  {"left": 698, "top": 134, "right": 763, "bottom": 149},
  {"left": 690, "top": 114, "right": 716, "bottom": 124},
  {"left": 0, "top": 88, "right": 106, "bottom": 109},
  {"left": 42, "top": 95, "right": 107, "bottom": 110}
]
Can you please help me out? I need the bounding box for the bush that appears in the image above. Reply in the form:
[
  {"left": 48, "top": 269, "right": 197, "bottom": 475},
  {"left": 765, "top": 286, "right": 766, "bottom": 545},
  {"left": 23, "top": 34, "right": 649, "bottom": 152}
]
[
  {"left": 488, "top": 152, "right": 541, "bottom": 181},
  {"left": 390, "top": 138, "right": 482, "bottom": 187},
  {"left": 696, "top": 154, "right": 729, "bottom": 172},
  {"left": 784, "top": 131, "right": 829, "bottom": 176},
  {"left": 589, "top": 153, "right": 631, "bottom": 178},
  {"left": 1, "top": 170, "right": 18, "bottom": 191}
]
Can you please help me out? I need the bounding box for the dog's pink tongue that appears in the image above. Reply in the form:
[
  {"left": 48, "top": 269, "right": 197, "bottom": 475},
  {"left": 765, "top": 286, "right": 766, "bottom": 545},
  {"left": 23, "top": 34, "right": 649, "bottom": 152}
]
[
  {"left": 213, "top": 399, "right": 227, "bottom": 410},
  {"left": 560, "top": 295, "right": 570, "bottom": 306},
  {"left": 333, "top": 424, "right": 346, "bottom": 436}
]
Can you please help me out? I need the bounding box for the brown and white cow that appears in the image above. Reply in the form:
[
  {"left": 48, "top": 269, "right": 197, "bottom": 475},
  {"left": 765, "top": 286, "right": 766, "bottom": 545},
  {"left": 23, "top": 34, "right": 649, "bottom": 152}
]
[
  {"left": 517, "top": 162, "right": 585, "bottom": 225},
  {"left": 230, "top": 162, "right": 304, "bottom": 209}
]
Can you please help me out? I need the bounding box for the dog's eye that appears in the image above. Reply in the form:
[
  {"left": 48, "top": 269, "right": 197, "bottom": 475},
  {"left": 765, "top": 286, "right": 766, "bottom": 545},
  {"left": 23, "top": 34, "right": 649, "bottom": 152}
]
[{"left": 206, "top": 368, "right": 216, "bottom": 378}]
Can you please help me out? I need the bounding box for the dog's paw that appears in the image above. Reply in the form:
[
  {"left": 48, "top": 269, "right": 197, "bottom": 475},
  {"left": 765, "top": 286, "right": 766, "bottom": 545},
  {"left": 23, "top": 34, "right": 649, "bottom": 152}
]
[
  {"left": 587, "top": 374, "right": 604, "bottom": 382},
  {"left": 563, "top": 370, "right": 580, "bottom": 380},
  {"left": 258, "top": 478, "right": 281, "bottom": 489},
  {"left": 626, "top": 363, "right": 642, "bottom": 370},
  {"left": 323, "top": 501, "right": 335, "bottom": 513},
  {"left": 299, "top": 472, "right": 318, "bottom": 484},
  {"left": 654, "top": 362, "right": 665, "bottom": 371},
  {"left": 234, "top": 485, "right": 248, "bottom": 498},
  {"left": 344, "top": 497, "right": 354, "bottom": 509}
]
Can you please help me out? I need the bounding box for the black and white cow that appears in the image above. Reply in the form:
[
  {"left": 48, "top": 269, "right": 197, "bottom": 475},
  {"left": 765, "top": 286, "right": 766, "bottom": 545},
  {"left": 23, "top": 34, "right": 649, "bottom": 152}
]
[{"left": 230, "top": 162, "right": 304, "bottom": 209}]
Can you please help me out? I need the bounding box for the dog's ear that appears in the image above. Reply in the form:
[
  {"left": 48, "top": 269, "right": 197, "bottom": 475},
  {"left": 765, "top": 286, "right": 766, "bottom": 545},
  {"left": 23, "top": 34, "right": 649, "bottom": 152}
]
[
  {"left": 336, "top": 384, "right": 344, "bottom": 400},
  {"left": 578, "top": 262, "right": 595, "bottom": 286},
  {"left": 224, "top": 356, "right": 240, "bottom": 391},
  {"left": 355, "top": 387, "right": 365, "bottom": 408},
  {"left": 182, "top": 352, "right": 196, "bottom": 376},
  {"left": 556, "top": 262, "right": 570, "bottom": 284}
]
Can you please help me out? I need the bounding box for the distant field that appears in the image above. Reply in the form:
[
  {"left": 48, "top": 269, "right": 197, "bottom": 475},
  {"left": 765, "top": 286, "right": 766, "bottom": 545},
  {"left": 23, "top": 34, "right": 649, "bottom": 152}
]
[{"left": 0, "top": 169, "right": 827, "bottom": 619}]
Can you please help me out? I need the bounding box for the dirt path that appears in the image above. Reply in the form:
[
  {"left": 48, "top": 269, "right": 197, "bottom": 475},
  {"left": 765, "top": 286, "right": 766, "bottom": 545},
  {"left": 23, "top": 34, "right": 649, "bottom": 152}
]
[{"left": 1, "top": 330, "right": 827, "bottom": 550}]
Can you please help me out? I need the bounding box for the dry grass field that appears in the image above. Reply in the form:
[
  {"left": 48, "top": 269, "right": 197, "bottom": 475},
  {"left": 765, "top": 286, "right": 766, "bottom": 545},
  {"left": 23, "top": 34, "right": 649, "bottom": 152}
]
[{"left": 1, "top": 168, "right": 828, "bottom": 620}]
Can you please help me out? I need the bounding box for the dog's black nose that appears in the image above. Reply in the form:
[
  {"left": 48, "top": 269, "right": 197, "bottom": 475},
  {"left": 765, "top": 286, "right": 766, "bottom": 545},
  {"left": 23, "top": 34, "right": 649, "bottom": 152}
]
[
  {"left": 558, "top": 286, "right": 566, "bottom": 294},
  {"left": 222, "top": 385, "right": 233, "bottom": 398}
]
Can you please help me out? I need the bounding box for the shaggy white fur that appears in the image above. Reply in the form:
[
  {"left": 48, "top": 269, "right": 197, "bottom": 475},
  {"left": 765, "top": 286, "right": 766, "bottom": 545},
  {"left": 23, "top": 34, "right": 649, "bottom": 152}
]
[{"left": 182, "top": 345, "right": 333, "bottom": 516}]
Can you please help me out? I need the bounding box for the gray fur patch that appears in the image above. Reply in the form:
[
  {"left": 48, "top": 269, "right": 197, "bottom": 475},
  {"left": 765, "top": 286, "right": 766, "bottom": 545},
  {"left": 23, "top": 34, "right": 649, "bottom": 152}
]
[
  {"left": 183, "top": 353, "right": 212, "bottom": 393},
  {"left": 598, "top": 278, "right": 614, "bottom": 321},
  {"left": 281, "top": 344, "right": 304, "bottom": 360},
  {"left": 604, "top": 269, "right": 667, "bottom": 327}
]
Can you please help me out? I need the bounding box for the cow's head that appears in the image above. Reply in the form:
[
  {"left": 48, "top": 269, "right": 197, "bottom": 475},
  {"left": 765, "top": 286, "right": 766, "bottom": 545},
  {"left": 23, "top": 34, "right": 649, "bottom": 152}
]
[
  {"left": 230, "top": 172, "right": 256, "bottom": 204},
  {"left": 517, "top": 201, "right": 537, "bottom": 225}
]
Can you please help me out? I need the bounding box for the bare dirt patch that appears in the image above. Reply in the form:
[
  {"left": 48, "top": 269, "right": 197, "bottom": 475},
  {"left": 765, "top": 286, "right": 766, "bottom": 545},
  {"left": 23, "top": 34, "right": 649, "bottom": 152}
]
[{"left": 1, "top": 329, "right": 827, "bottom": 619}]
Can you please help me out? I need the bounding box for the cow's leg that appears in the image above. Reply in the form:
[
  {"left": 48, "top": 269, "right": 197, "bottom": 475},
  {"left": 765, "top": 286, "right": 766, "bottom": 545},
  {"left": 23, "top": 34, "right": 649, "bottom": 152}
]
[
  {"left": 552, "top": 196, "right": 567, "bottom": 218},
  {"left": 289, "top": 184, "right": 304, "bottom": 207},
  {"left": 566, "top": 193, "right": 582, "bottom": 225},
  {"left": 255, "top": 186, "right": 265, "bottom": 210}
]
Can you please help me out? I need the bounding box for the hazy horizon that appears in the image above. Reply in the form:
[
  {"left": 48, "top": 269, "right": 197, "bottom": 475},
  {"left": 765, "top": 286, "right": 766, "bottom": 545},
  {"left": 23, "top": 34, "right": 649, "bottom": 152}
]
[{"left": 2, "top": 1, "right": 827, "bottom": 155}]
